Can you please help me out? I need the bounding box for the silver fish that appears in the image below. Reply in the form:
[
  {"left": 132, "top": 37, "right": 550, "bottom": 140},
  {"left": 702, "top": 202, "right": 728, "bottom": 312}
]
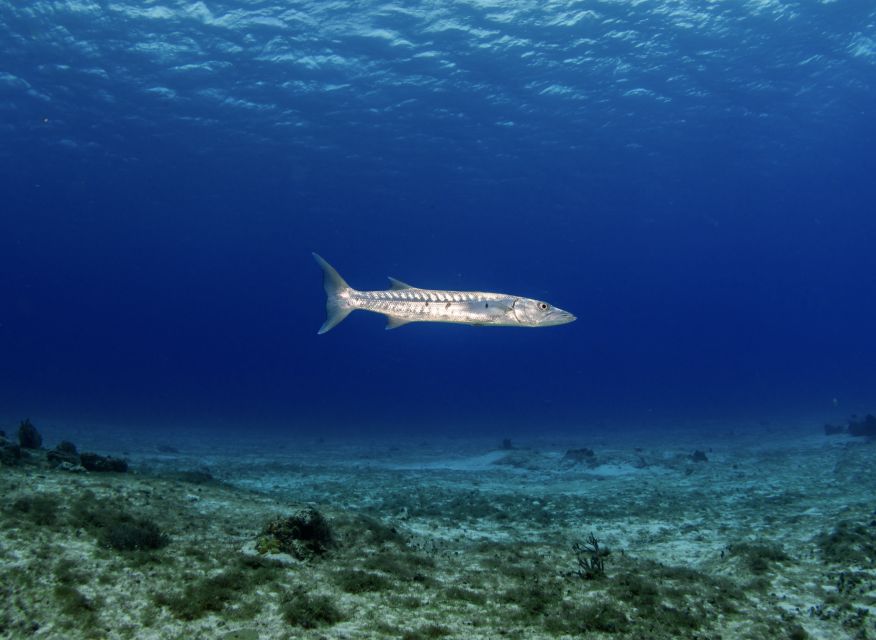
[{"left": 313, "top": 253, "right": 576, "bottom": 334}]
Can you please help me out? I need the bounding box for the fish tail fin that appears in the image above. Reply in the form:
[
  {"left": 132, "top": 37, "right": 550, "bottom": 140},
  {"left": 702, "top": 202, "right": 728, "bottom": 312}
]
[{"left": 312, "top": 253, "right": 353, "bottom": 334}]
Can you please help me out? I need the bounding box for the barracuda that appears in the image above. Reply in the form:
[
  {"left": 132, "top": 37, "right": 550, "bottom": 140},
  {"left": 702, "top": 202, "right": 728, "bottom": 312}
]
[{"left": 313, "top": 253, "right": 576, "bottom": 334}]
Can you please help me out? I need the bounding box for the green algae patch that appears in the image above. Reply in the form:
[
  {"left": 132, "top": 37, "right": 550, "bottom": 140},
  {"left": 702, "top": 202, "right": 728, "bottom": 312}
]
[
  {"left": 219, "top": 630, "right": 260, "bottom": 640},
  {"left": 817, "top": 520, "right": 876, "bottom": 566},
  {"left": 53, "top": 584, "right": 103, "bottom": 635},
  {"left": 543, "top": 600, "right": 630, "bottom": 635},
  {"left": 334, "top": 568, "right": 393, "bottom": 593},
  {"left": 443, "top": 585, "right": 487, "bottom": 605},
  {"left": 603, "top": 557, "right": 747, "bottom": 635},
  {"left": 401, "top": 624, "right": 451, "bottom": 639},
  {"left": 1, "top": 434, "right": 869, "bottom": 639},
  {"left": 341, "top": 513, "right": 408, "bottom": 547},
  {"left": 362, "top": 550, "right": 436, "bottom": 583},
  {"left": 8, "top": 494, "right": 62, "bottom": 528},
  {"left": 54, "top": 557, "right": 91, "bottom": 587},
  {"left": 70, "top": 492, "right": 170, "bottom": 553},
  {"left": 153, "top": 572, "right": 241, "bottom": 620},
  {"left": 153, "top": 555, "right": 284, "bottom": 621},
  {"left": 280, "top": 589, "right": 345, "bottom": 628},
  {"left": 728, "top": 541, "right": 791, "bottom": 575},
  {"left": 500, "top": 577, "right": 565, "bottom": 619},
  {"left": 101, "top": 519, "right": 167, "bottom": 552}
]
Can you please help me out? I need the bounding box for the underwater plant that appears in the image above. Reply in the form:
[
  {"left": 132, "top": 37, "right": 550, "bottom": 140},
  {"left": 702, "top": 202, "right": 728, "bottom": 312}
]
[
  {"left": 17, "top": 418, "right": 42, "bottom": 449},
  {"left": 573, "top": 533, "right": 609, "bottom": 579}
]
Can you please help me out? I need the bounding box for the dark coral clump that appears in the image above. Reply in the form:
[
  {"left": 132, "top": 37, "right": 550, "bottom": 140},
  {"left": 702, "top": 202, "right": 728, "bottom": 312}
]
[
  {"left": 79, "top": 452, "right": 128, "bottom": 473},
  {"left": 259, "top": 507, "right": 334, "bottom": 559},
  {"left": 825, "top": 414, "right": 876, "bottom": 437},
  {"left": 48, "top": 441, "right": 81, "bottom": 467},
  {"left": 168, "top": 469, "right": 215, "bottom": 484},
  {"left": 848, "top": 414, "right": 876, "bottom": 437},
  {"left": 562, "top": 448, "right": 596, "bottom": 466},
  {"left": 17, "top": 418, "right": 42, "bottom": 449},
  {"left": 0, "top": 438, "right": 22, "bottom": 465},
  {"left": 56, "top": 440, "right": 78, "bottom": 454}
]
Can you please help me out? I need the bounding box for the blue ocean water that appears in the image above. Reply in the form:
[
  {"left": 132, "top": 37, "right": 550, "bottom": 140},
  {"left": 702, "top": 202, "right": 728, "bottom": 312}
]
[{"left": 1, "top": 0, "right": 875, "bottom": 438}]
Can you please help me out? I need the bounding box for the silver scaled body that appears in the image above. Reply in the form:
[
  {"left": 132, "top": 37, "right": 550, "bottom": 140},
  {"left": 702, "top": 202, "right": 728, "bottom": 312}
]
[{"left": 313, "top": 253, "right": 575, "bottom": 334}]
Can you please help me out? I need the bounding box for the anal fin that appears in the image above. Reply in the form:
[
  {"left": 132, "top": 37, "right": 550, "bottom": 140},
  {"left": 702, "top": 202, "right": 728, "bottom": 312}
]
[{"left": 385, "top": 316, "right": 411, "bottom": 330}]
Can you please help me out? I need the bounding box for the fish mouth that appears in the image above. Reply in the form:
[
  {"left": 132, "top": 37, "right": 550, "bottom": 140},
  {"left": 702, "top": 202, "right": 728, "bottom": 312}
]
[{"left": 549, "top": 310, "right": 576, "bottom": 325}]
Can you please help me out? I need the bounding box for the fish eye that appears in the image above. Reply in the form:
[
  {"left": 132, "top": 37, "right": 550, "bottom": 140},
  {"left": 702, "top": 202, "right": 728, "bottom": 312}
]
[{"left": 539, "top": 302, "right": 549, "bottom": 311}]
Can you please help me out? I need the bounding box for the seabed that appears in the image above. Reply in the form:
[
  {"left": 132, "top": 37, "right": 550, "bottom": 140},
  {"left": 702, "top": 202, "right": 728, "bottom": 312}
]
[{"left": 1, "top": 423, "right": 875, "bottom": 639}]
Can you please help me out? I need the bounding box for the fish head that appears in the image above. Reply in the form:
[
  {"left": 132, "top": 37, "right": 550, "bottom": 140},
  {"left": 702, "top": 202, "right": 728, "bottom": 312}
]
[{"left": 512, "top": 297, "right": 576, "bottom": 327}]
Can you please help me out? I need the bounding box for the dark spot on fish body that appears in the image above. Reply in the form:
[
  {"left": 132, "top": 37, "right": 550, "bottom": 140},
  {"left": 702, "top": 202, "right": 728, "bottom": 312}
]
[
  {"left": 445, "top": 302, "right": 451, "bottom": 309},
  {"left": 485, "top": 303, "right": 489, "bottom": 308}
]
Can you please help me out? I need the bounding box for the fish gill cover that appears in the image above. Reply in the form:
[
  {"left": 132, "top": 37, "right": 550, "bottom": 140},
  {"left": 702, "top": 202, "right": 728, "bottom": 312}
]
[{"left": 0, "top": 0, "right": 875, "bottom": 435}]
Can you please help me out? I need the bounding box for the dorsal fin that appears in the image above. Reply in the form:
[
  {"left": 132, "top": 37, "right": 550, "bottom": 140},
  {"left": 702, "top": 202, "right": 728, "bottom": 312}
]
[{"left": 388, "top": 277, "right": 415, "bottom": 290}]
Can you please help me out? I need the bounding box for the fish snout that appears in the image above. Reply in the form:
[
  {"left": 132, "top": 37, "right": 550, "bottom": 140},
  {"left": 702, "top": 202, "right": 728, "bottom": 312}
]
[{"left": 552, "top": 308, "right": 577, "bottom": 325}]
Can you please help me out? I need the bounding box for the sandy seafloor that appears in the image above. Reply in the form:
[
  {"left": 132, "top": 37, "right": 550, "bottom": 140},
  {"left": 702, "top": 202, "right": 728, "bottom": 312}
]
[{"left": 1, "top": 421, "right": 875, "bottom": 640}]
